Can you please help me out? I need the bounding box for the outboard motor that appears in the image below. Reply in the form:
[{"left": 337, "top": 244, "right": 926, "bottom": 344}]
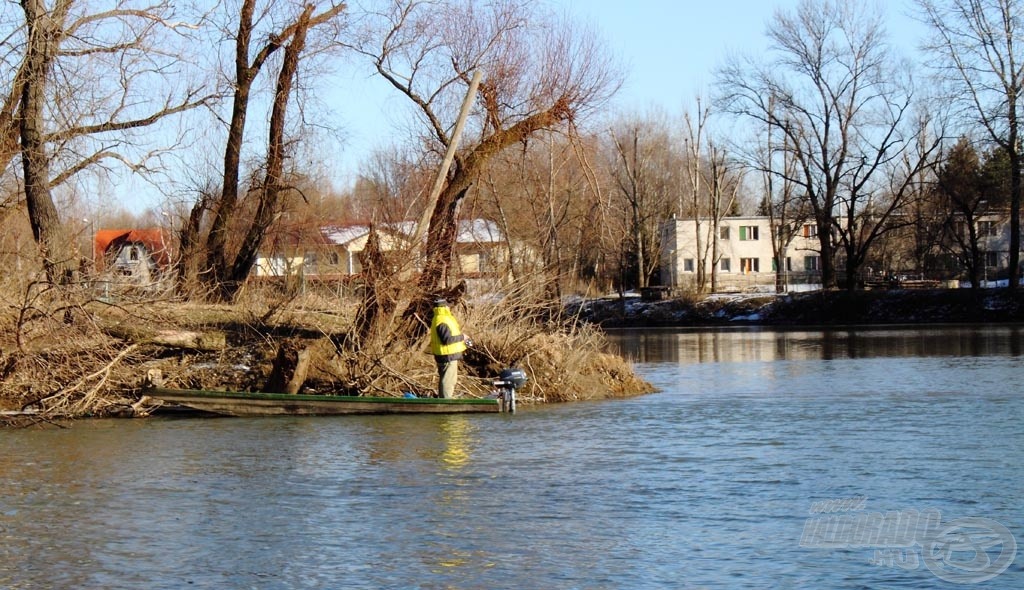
[{"left": 492, "top": 367, "right": 527, "bottom": 413}]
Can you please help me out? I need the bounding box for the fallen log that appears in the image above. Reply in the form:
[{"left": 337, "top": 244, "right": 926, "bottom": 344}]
[{"left": 104, "top": 325, "right": 226, "bottom": 351}]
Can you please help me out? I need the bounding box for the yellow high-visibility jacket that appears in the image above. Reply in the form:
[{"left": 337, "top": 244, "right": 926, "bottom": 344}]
[{"left": 430, "top": 305, "right": 467, "bottom": 361}]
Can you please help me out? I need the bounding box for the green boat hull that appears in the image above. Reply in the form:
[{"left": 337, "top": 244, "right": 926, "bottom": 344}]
[{"left": 141, "top": 387, "right": 505, "bottom": 416}]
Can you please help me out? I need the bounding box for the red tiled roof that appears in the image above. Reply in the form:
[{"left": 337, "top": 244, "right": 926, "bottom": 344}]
[{"left": 93, "top": 228, "right": 171, "bottom": 270}]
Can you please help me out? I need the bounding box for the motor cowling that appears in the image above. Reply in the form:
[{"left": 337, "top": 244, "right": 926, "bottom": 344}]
[{"left": 498, "top": 367, "right": 528, "bottom": 390}]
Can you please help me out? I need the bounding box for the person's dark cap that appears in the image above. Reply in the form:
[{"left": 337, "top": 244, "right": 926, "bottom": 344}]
[{"left": 433, "top": 298, "right": 448, "bottom": 307}]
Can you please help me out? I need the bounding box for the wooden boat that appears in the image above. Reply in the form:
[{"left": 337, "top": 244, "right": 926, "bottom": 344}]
[{"left": 140, "top": 387, "right": 508, "bottom": 417}]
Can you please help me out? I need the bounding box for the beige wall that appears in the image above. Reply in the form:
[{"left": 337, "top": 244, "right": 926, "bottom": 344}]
[{"left": 661, "top": 216, "right": 822, "bottom": 292}]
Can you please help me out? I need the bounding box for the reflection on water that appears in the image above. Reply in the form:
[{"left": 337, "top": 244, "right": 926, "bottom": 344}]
[
  {"left": 1, "top": 327, "right": 1022, "bottom": 589},
  {"left": 609, "top": 324, "right": 1024, "bottom": 364},
  {"left": 440, "top": 415, "right": 472, "bottom": 470}
]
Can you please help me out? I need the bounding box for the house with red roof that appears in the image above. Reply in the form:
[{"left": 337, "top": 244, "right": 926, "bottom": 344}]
[{"left": 93, "top": 228, "right": 172, "bottom": 285}]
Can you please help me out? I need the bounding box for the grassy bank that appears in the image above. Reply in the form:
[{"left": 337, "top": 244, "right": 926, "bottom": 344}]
[{"left": 0, "top": 281, "right": 654, "bottom": 420}]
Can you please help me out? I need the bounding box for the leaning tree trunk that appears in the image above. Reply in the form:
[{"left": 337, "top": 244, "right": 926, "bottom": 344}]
[
  {"left": 393, "top": 183, "right": 471, "bottom": 346},
  {"left": 359, "top": 88, "right": 573, "bottom": 348}
]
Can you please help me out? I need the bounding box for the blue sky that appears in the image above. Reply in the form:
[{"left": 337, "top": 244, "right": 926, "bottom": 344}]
[
  {"left": 549, "top": 0, "right": 926, "bottom": 113},
  {"left": 115, "top": 0, "right": 927, "bottom": 212},
  {"left": 555, "top": 0, "right": 806, "bottom": 112},
  {"left": 332, "top": 0, "right": 926, "bottom": 187}
]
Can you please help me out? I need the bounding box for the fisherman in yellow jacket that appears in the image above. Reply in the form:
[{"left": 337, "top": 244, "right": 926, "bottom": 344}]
[{"left": 430, "top": 298, "right": 471, "bottom": 398}]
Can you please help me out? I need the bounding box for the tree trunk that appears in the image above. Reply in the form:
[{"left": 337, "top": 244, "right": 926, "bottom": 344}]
[
  {"left": 411, "top": 109, "right": 566, "bottom": 301},
  {"left": 264, "top": 339, "right": 311, "bottom": 394},
  {"left": 224, "top": 6, "right": 312, "bottom": 299},
  {"left": 775, "top": 253, "right": 786, "bottom": 293},
  {"left": 205, "top": 0, "right": 260, "bottom": 298},
  {"left": 818, "top": 228, "right": 836, "bottom": 289},
  {"left": 196, "top": 1, "right": 343, "bottom": 301},
  {"left": 353, "top": 227, "right": 400, "bottom": 343},
  {"left": 0, "top": 58, "right": 27, "bottom": 172},
  {"left": 20, "top": 0, "right": 68, "bottom": 283},
  {"left": 845, "top": 249, "right": 859, "bottom": 290},
  {"left": 417, "top": 185, "right": 465, "bottom": 293},
  {"left": 710, "top": 220, "right": 719, "bottom": 293},
  {"left": 1009, "top": 146, "right": 1020, "bottom": 291},
  {"left": 969, "top": 238, "right": 982, "bottom": 290},
  {"left": 633, "top": 200, "right": 645, "bottom": 289},
  {"left": 178, "top": 191, "right": 211, "bottom": 289}
]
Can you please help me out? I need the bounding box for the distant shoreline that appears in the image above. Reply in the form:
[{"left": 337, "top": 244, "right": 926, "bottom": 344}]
[{"left": 570, "top": 289, "right": 1024, "bottom": 328}]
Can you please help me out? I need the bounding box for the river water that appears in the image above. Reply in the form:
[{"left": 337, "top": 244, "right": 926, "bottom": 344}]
[{"left": 1, "top": 326, "right": 1022, "bottom": 589}]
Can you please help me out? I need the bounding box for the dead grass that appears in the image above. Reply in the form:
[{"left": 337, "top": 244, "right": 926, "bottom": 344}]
[
  {"left": 301, "top": 280, "right": 656, "bottom": 402},
  {"left": 0, "top": 276, "right": 653, "bottom": 418},
  {"left": 0, "top": 278, "right": 148, "bottom": 415}
]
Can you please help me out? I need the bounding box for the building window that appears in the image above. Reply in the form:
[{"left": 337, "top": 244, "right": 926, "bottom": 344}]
[
  {"left": 683, "top": 258, "right": 695, "bottom": 272},
  {"left": 328, "top": 251, "right": 340, "bottom": 265},
  {"left": 739, "top": 225, "right": 759, "bottom": 241},
  {"left": 804, "top": 256, "right": 820, "bottom": 271},
  {"left": 802, "top": 224, "right": 818, "bottom": 238},
  {"left": 978, "top": 220, "right": 999, "bottom": 237},
  {"left": 720, "top": 226, "right": 730, "bottom": 240},
  {"left": 721, "top": 258, "right": 731, "bottom": 272},
  {"left": 771, "top": 257, "right": 793, "bottom": 272},
  {"left": 740, "top": 258, "right": 759, "bottom": 273},
  {"left": 985, "top": 251, "right": 998, "bottom": 267}
]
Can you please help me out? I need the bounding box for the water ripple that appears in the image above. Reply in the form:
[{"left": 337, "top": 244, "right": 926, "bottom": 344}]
[{"left": 1, "top": 328, "right": 1022, "bottom": 588}]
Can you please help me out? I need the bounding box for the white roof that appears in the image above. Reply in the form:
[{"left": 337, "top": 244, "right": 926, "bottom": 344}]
[
  {"left": 456, "top": 219, "right": 502, "bottom": 243},
  {"left": 319, "top": 219, "right": 503, "bottom": 246},
  {"left": 320, "top": 224, "right": 369, "bottom": 245}
]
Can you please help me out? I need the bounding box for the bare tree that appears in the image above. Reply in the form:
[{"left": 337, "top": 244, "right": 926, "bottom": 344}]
[
  {"left": 833, "top": 113, "right": 943, "bottom": 288},
  {"left": 184, "top": 0, "right": 345, "bottom": 300},
  {"left": 718, "top": 0, "right": 931, "bottom": 289},
  {"left": 475, "top": 131, "right": 601, "bottom": 298},
  {"left": 608, "top": 114, "right": 680, "bottom": 290},
  {"left": 757, "top": 101, "right": 808, "bottom": 293},
  {"left": 12, "top": 0, "right": 215, "bottom": 282},
  {"left": 681, "top": 101, "right": 739, "bottom": 294},
  {"left": 351, "top": 146, "right": 433, "bottom": 224},
  {"left": 347, "top": 0, "right": 620, "bottom": 339},
  {"left": 681, "top": 107, "right": 709, "bottom": 293},
  {"left": 918, "top": 0, "right": 1024, "bottom": 289}
]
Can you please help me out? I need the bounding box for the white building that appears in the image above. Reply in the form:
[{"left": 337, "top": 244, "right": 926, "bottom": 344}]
[
  {"left": 661, "top": 216, "right": 823, "bottom": 292},
  {"left": 253, "top": 219, "right": 525, "bottom": 295}
]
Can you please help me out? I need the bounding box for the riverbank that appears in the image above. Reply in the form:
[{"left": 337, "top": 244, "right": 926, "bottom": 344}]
[
  {"left": 571, "top": 288, "right": 1024, "bottom": 327},
  {"left": 0, "top": 289, "right": 655, "bottom": 419},
  {"left": 5, "top": 287, "right": 1019, "bottom": 420}
]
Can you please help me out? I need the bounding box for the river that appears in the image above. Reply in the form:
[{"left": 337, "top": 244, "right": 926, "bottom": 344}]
[{"left": 1, "top": 325, "right": 1021, "bottom": 589}]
